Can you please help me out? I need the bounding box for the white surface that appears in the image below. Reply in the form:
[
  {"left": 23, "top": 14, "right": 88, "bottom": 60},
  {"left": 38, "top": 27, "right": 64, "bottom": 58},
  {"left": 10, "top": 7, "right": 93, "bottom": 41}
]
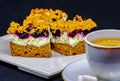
[
  {"left": 62, "top": 59, "right": 95, "bottom": 81},
  {"left": 0, "top": 35, "right": 86, "bottom": 79}
]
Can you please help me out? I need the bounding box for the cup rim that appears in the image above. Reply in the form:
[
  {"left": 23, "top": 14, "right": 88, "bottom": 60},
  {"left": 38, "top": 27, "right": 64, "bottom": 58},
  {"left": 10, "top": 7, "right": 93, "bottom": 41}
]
[{"left": 84, "top": 29, "right": 120, "bottom": 48}]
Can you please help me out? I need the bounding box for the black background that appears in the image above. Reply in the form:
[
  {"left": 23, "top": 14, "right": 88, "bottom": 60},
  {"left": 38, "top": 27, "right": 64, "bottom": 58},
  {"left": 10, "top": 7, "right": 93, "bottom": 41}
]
[
  {"left": 0, "top": 0, "right": 120, "bottom": 36},
  {"left": 0, "top": 0, "right": 120, "bottom": 81}
]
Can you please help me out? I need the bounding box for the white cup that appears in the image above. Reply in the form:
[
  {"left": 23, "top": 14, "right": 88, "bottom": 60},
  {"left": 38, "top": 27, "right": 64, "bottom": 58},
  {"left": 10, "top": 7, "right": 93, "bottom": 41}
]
[{"left": 84, "top": 29, "right": 120, "bottom": 81}]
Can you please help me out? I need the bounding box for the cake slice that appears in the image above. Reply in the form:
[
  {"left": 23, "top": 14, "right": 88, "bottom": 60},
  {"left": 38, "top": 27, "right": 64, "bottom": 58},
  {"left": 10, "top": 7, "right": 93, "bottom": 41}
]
[
  {"left": 7, "top": 21, "right": 51, "bottom": 57},
  {"left": 50, "top": 15, "right": 97, "bottom": 56}
]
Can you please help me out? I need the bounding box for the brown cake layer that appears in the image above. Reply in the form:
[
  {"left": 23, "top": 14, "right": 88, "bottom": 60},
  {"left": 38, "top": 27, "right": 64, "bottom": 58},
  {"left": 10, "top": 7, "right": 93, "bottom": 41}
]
[
  {"left": 10, "top": 42, "right": 51, "bottom": 57},
  {"left": 51, "top": 41, "right": 85, "bottom": 56}
]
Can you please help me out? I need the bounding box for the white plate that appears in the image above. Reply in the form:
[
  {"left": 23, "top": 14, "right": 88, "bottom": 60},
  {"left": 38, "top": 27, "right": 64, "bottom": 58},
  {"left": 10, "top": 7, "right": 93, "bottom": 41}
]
[
  {"left": 62, "top": 59, "right": 95, "bottom": 81},
  {"left": 0, "top": 35, "right": 86, "bottom": 79}
]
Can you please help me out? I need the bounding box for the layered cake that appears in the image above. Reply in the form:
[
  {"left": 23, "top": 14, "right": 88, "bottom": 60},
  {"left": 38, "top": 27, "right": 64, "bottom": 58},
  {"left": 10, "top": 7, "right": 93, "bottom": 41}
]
[
  {"left": 50, "top": 15, "right": 96, "bottom": 56},
  {"left": 7, "top": 8, "right": 96, "bottom": 57},
  {"left": 7, "top": 21, "right": 51, "bottom": 57}
]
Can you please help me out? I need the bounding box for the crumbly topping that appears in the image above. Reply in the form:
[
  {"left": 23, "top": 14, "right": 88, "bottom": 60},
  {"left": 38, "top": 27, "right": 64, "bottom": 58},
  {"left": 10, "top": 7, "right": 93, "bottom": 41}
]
[
  {"left": 67, "top": 16, "right": 96, "bottom": 32},
  {"left": 7, "top": 8, "right": 96, "bottom": 36},
  {"left": 49, "top": 15, "right": 97, "bottom": 33},
  {"left": 7, "top": 22, "right": 20, "bottom": 34},
  {"left": 7, "top": 8, "right": 68, "bottom": 34}
]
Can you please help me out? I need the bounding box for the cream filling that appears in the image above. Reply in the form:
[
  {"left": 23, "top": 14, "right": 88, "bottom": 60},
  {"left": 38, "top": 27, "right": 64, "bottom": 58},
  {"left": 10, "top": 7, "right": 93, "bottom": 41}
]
[
  {"left": 50, "top": 32, "right": 84, "bottom": 47},
  {"left": 10, "top": 34, "right": 50, "bottom": 47},
  {"left": 9, "top": 31, "right": 83, "bottom": 47}
]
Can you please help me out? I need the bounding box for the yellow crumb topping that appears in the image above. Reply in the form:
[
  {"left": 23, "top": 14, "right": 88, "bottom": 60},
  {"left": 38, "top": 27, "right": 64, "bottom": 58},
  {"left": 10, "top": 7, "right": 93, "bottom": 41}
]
[
  {"left": 73, "top": 15, "right": 83, "bottom": 22},
  {"left": 50, "top": 15, "right": 97, "bottom": 33},
  {"left": 7, "top": 21, "right": 20, "bottom": 34},
  {"left": 65, "top": 15, "right": 97, "bottom": 32},
  {"left": 7, "top": 8, "right": 96, "bottom": 34}
]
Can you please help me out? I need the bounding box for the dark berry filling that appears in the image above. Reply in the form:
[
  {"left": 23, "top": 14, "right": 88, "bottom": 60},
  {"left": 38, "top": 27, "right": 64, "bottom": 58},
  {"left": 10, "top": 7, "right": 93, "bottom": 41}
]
[
  {"left": 41, "top": 29, "right": 49, "bottom": 36},
  {"left": 83, "top": 30, "right": 89, "bottom": 35},
  {"left": 32, "top": 31, "right": 41, "bottom": 38},
  {"left": 25, "top": 24, "right": 34, "bottom": 32},
  {"left": 55, "top": 29, "right": 61, "bottom": 37},
  {"left": 52, "top": 33, "right": 56, "bottom": 37},
  {"left": 68, "top": 30, "right": 78, "bottom": 38},
  {"left": 15, "top": 31, "right": 19, "bottom": 35},
  {"left": 32, "top": 29, "right": 49, "bottom": 38},
  {"left": 26, "top": 28, "right": 31, "bottom": 32},
  {"left": 50, "top": 29, "right": 61, "bottom": 37},
  {"left": 78, "top": 29, "right": 82, "bottom": 33},
  {"left": 82, "top": 27, "right": 96, "bottom": 36},
  {"left": 50, "top": 29, "right": 56, "bottom": 36},
  {"left": 15, "top": 27, "right": 96, "bottom": 39},
  {"left": 18, "top": 32, "right": 29, "bottom": 39}
]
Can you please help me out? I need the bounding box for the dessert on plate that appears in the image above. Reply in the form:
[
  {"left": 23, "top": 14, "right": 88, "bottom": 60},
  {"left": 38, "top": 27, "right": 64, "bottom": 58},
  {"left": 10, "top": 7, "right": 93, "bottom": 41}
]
[
  {"left": 7, "top": 8, "right": 97, "bottom": 57},
  {"left": 7, "top": 21, "right": 51, "bottom": 57},
  {"left": 50, "top": 15, "right": 96, "bottom": 56},
  {"left": 7, "top": 8, "right": 68, "bottom": 57}
]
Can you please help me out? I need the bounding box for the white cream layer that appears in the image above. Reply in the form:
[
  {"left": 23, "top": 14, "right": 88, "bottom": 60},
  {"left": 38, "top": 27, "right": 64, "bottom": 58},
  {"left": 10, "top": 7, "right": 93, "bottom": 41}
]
[
  {"left": 50, "top": 32, "right": 84, "bottom": 47},
  {"left": 9, "top": 32, "right": 84, "bottom": 47},
  {"left": 10, "top": 34, "right": 50, "bottom": 47}
]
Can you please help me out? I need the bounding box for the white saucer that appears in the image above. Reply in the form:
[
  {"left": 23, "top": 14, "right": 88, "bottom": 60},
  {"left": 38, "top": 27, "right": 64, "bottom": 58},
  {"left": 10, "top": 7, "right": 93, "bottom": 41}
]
[{"left": 62, "top": 59, "right": 96, "bottom": 81}]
